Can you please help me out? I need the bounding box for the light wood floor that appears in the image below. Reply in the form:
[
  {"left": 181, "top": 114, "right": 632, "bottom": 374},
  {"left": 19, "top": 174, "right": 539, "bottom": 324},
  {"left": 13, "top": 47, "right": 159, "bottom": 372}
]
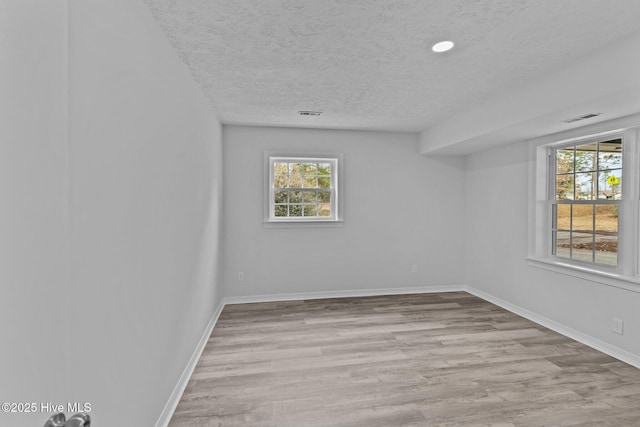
[{"left": 169, "top": 292, "right": 640, "bottom": 426}]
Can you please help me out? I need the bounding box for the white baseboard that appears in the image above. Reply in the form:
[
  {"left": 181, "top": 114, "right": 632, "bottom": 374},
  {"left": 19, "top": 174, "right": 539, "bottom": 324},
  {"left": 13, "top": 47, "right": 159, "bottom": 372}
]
[
  {"left": 465, "top": 286, "right": 640, "bottom": 369},
  {"left": 222, "top": 285, "right": 466, "bottom": 305},
  {"left": 154, "top": 299, "right": 225, "bottom": 427}
]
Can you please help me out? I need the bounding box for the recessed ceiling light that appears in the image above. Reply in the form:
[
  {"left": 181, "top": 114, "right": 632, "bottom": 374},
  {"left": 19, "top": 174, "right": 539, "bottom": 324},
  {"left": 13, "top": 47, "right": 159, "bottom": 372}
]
[{"left": 432, "top": 41, "right": 454, "bottom": 53}]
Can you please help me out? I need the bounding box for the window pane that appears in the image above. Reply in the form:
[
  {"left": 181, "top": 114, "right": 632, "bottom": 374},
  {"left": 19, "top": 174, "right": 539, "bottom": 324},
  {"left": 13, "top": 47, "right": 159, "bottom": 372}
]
[
  {"left": 274, "top": 162, "right": 288, "bottom": 175},
  {"left": 303, "top": 205, "right": 317, "bottom": 216},
  {"left": 318, "top": 176, "right": 331, "bottom": 189},
  {"left": 274, "top": 175, "right": 287, "bottom": 188},
  {"left": 557, "top": 149, "right": 574, "bottom": 174},
  {"left": 318, "top": 162, "right": 332, "bottom": 175},
  {"left": 556, "top": 175, "right": 574, "bottom": 200},
  {"left": 575, "top": 173, "right": 596, "bottom": 200},
  {"left": 302, "top": 191, "right": 316, "bottom": 203},
  {"left": 289, "top": 205, "right": 302, "bottom": 216},
  {"left": 303, "top": 176, "right": 317, "bottom": 188},
  {"left": 598, "top": 139, "right": 622, "bottom": 169},
  {"left": 318, "top": 191, "right": 330, "bottom": 203},
  {"left": 274, "top": 205, "right": 288, "bottom": 217},
  {"left": 318, "top": 205, "right": 331, "bottom": 216},
  {"left": 554, "top": 231, "right": 570, "bottom": 258},
  {"left": 289, "top": 163, "right": 302, "bottom": 175},
  {"left": 303, "top": 163, "right": 317, "bottom": 175},
  {"left": 594, "top": 234, "right": 618, "bottom": 266},
  {"left": 289, "top": 191, "right": 302, "bottom": 203},
  {"left": 274, "top": 191, "right": 288, "bottom": 204},
  {"left": 595, "top": 205, "right": 618, "bottom": 233},
  {"left": 571, "top": 232, "right": 594, "bottom": 262},
  {"left": 555, "top": 204, "right": 571, "bottom": 230},
  {"left": 572, "top": 204, "right": 593, "bottom": 232},
  {"left": 575, "top": 143, "right": 597, "bottom": 172},
  {"left": 598, "top": 170, "right": 622, "bottom": 200},
  {"left": 289, "top": 175, "right": 302, "bottom": 188}
]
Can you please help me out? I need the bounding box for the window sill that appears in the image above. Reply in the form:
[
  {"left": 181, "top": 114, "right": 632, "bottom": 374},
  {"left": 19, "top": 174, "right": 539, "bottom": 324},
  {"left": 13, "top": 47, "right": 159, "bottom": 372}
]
[
  {"left": 526, "top": 256, "right": 640, "bottom": 293},
  {"left": 263, "top": 219, "right": 344, "bottom": 229}
]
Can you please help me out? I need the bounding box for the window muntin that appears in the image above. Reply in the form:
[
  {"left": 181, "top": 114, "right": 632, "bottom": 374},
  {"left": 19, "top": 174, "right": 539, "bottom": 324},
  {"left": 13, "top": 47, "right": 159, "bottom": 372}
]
[
  {"left": 268, "top": 157, "right": 338, "bottom": 221},
  {"left": 551, "top": 138, "right": 622, "bottom": 267}
]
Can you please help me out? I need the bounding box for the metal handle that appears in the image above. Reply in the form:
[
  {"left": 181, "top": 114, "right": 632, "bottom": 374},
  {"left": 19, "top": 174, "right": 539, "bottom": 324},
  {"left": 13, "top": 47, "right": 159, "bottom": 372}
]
[{"left": 43, "top": 413, "right": 90, "bottom": 427}]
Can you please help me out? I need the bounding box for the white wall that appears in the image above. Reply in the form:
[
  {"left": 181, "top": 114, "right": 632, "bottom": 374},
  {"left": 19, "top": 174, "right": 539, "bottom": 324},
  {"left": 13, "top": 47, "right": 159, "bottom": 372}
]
[
  {"left": 1, "top": 1, "right": 224, "bottom": 426},
  {"left": 0, "top": 1, "right": 70, "bottom": 426},
  {"left": 223, "top": 126, "right": 465, "bottom": 298},
  {"left": 67, "top": 1, "right": 223, "bottom": 425},
  {"left": 464, "top": 141, "right": 640, "bottom": 362}
]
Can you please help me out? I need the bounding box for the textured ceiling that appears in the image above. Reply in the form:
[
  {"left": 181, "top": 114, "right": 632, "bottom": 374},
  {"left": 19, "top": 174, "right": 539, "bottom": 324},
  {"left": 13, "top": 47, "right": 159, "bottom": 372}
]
[{"left": 142, "top": 0, "right": 640, "bottom": 132}]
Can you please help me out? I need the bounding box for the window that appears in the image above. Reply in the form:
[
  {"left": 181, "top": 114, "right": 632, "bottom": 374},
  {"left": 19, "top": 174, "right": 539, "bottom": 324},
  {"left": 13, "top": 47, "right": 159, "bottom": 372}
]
[
  {"left": 265, "top": 155, "right": 341, "bottom": 223},
  {"left": 528, "top": 118, "right": 640, "bottom": 287},
  {"left": 551, "top": 138, "right": 622, "bottom": 267}
]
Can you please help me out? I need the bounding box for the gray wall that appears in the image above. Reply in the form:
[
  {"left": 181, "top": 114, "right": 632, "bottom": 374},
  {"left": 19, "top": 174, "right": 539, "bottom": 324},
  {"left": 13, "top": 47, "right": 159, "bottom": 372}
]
[
  {"left": 0, "top": 3, "right": 70, "bottom": 426},
  {"left": 1, "top": 1, "right": 224, "bottom": 426},
  {"left": 223, "top": 125, "right": 466, "bottom": 298}
]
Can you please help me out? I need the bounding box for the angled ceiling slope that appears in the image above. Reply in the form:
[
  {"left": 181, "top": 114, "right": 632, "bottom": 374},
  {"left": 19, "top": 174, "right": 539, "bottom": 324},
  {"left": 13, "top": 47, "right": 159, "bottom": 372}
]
[
  {"left": 143, "top": 0, "right": 640, "bottom": 153},
  {"left": 420, "top": 30, "right": 640, "bottom": 155}
]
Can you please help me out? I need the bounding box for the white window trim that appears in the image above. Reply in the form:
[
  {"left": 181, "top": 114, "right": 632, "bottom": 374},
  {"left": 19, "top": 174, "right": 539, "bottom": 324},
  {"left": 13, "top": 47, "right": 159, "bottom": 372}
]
[
  {"left": 527, "top": 114, "right": 640, "bottom": 291},
  {"left": 263, "top": 152, "right": 344, "bottom": 228}
]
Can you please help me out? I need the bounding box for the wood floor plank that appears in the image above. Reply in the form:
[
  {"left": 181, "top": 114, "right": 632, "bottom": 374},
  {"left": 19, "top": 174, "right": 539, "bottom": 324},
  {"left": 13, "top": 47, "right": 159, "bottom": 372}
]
[{"left": 169, "top": 292, "right": 640, "bottom": 426}]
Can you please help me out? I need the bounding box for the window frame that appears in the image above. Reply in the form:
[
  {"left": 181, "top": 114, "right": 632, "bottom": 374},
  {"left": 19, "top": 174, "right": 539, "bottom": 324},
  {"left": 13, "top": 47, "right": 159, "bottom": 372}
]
[
  {"left": 527, "top": 117, "right": 640, "bottom": 290},
  {"left": 264, "top": 152, "right": 344, "bottom": 227}
]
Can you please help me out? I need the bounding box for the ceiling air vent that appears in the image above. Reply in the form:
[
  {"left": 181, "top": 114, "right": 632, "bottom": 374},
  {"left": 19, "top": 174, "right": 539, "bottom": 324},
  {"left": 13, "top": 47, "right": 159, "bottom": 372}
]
[
  {"left": 562, "top": 113, "right": 602, "bottom": 124},
  {"left": 298, "top": 111, "right": 322, "bottom": 116}
]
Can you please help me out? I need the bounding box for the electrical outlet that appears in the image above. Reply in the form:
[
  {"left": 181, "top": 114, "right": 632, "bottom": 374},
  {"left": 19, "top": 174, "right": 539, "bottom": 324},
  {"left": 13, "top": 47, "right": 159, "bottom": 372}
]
[
  {"left": 612, "top": 318, "right": 624, "bottom": 335},
  {"left": 238, "top": 272, "right": 245, "bottom": 282},
  {"left": 411, "top": 264, "right": 418, "bottom": 274}
]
